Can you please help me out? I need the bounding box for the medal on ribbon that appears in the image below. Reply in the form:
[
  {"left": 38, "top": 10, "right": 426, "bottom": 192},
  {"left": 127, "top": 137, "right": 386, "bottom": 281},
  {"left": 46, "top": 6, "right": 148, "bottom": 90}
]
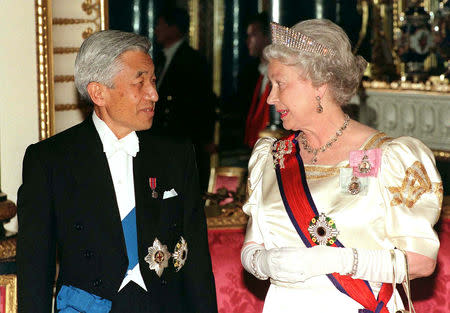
[
  {"left": 144, "top": 238, "right": 171, "bottom": 277},
  {"left": 172, "top": 236, "right": 188, "bottom": 272},
  {"left": 339, "top": 168, "right": 368, "bottom": 196},
  {"left": 348, "top": 176, "right": 361, "bottom": 195},
  {"left": 349, "top": 149, "right": 382, "bottom": 177},
  {"left": 149, "top": 177, "right": 158, "bottom": 198},
  {"left": 358, "top": 153, "right": 371, "bottom": 174}
]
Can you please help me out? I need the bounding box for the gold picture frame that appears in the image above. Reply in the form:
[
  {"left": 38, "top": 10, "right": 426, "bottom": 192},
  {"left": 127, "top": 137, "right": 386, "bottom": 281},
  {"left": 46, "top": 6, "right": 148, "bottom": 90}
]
[
  {"left": 206, "top": 166, "right": 248, "bottom": 229},
  {"left": 363, "top": 0, "right": 449, "bottom": 94},
  {"left": 35, "top": 0, "right": 108, "bottom": 140},
  {"left": 0, "top": 275, "right": 17, "bottom": 313}
]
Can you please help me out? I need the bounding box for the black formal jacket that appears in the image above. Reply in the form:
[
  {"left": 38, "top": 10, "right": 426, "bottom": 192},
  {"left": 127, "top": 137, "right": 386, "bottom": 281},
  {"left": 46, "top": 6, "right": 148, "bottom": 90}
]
[
  {"left": 16, "top": 116, "right": 218, "bottom": 313},
  {"left": 152, "top": 41, "right": 216, "bottom": 145}
]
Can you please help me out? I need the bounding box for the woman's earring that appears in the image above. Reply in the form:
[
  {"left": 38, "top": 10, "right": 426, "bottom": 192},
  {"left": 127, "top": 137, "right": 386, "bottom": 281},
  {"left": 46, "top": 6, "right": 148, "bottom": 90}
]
[{"left": 316, "top": 96, "right": 323, "bottom": 113}]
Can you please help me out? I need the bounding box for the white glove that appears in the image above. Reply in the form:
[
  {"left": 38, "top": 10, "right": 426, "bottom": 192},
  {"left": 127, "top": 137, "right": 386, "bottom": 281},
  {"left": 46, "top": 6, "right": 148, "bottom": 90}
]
[
  {"left": 353, "top": 248, "right": 406, "bottom": 284},
  {"left": 241, "top": 244, "right": 349, "bottom": 282},
  {"left": 258, "top": 246, "right": 352, "bottom": 283},
  {"left": 242, "top": 243, "right": 406, "bottom": 284},
  {"left": 241, "top": 243, "right": 269, "bottom": 280}
]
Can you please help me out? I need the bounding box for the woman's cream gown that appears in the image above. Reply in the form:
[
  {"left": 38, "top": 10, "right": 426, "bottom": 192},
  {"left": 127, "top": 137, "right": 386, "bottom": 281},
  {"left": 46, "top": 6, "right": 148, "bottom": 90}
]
[{"left": 243, "top": 132, "right": 442, "bottom": 313}]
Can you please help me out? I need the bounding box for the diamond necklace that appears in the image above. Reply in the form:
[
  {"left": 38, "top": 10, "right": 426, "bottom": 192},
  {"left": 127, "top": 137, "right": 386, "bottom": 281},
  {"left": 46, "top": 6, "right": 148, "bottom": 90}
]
[{"left": 298, "top": 114, "right": 350, "bottom": 164}]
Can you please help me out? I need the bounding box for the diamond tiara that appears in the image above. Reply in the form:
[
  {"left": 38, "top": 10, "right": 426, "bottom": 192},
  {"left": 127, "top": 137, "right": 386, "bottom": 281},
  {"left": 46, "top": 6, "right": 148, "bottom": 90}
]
[{"left": 270, "top": 22, "right": 335, "bottom": 57}]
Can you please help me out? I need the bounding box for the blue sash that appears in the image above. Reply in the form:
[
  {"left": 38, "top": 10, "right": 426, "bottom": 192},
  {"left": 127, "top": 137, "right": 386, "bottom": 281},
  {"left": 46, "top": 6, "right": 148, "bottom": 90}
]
[
  {"left": 57, "top": 285, "right": 112, "bottom": 313},
  {"left": 122, "top": 207, "right": 139, "bottom": 271}
]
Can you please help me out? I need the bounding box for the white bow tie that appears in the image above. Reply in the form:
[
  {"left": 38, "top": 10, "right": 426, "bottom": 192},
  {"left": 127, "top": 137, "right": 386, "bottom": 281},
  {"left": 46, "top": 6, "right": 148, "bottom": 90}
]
[{"left": 103, "top": 133, "right": 139, "bottom": 158}]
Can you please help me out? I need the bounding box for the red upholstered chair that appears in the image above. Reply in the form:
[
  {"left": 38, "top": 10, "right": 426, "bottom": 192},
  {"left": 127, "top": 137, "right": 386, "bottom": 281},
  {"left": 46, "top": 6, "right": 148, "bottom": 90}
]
[
  {"left": 207, "top": 167, "right": 246, "bottom": 204},
  {"left": 206, "top": 167, "right": 269, "bottom": 313}
]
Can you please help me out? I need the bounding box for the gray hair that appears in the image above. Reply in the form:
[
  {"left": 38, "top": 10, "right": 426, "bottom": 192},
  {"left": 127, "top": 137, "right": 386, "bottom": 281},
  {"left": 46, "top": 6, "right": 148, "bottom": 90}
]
[
  {"left": 264, "top": 19, "right": 367, "bottom": 105},
  {"left": 74, "top": 30, "right": 151, "bottom": 104}
]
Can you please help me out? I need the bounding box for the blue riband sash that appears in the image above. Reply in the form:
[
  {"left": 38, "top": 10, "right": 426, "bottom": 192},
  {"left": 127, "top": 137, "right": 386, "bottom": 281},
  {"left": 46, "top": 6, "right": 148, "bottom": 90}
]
[
  {"left": 274, "top": 133, "right": 393, "bottom": 313},
  {"left": 57, "top": 285, "right": 112, "bottom": 313},
  {"left": 122, "top": 207, "right": 139, "bottom": 272}
]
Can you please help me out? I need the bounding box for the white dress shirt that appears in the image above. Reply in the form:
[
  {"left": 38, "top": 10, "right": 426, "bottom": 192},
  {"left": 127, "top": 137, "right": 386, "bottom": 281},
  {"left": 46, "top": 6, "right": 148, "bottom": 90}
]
[{"left": 92, "top": 112, "right": 148, "bottom": 292}]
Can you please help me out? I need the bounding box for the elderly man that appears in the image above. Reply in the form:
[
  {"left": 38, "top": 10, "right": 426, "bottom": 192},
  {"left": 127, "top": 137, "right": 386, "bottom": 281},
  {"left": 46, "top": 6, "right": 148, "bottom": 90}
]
[{"left": 17, "top": 30, "right": 217, "bottom": 313}]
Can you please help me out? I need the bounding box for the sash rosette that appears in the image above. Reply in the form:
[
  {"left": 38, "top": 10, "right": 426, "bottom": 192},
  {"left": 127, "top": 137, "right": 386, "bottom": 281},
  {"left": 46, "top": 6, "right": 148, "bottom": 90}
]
[{"left": 273, "top": 133, "right": 393, "bottom": 313}]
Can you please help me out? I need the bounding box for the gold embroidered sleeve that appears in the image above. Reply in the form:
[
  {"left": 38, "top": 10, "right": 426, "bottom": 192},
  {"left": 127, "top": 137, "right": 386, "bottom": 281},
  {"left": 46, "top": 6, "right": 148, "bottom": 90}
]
[{"left": 380, "top": 137, "right": 442, "bottom": 259}]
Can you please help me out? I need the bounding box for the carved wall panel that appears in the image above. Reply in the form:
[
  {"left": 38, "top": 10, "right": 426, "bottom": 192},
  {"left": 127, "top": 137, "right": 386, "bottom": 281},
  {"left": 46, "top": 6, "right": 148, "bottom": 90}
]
[{"left": 361, "top": 90, "right": 450, "bottom": 156}]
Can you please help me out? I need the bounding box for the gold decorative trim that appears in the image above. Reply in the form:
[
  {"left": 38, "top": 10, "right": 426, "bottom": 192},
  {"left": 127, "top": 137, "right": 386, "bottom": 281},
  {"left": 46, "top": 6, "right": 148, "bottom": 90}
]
[
  {"left": 82, "top": 0, "right": 98, "bottom": 15},
  {"left": 305, "top": 167, "right": 341, "bottom": 180},
  {"left": 99, "top": 0, "right": 109, "bottom": 30},
  {"left": 54, "top": 75, "right": 74, "bottom": 83},
  {"left": 213, "top": 0, "right": 224, "bottom": 96},
  {"left": 207, "top": 210, "right": 248, "bottom": 229},
  {"left": 363, "top": 80, "right": 449, "bottom": 94},
  {"left": 0, "top": 237, "right": 16, "bottom": 260},
  {"left": 54, "top": 47, "right": 80, "bottom": 54},
  {"left": 188, "top": 0, "right": 199, "bottom": 50},
  {"left": 0, "top": 275, "right": 17, "bottom": 313},
  {"left": 55, "top": 104, "right": 81, "bottom": 111},
  {"left": 388, "top": 161, "right": 432, "bottom": 209},
  {"left": 434, "top": 150, "right": 450, "bottom": 162},
  {"left": 433, "top": 182, "right": 444, "bottom": 210},
  {"left": 35, "top": 0, "right": 55, "bottom": 140},
  {"left": 53, "top": 17, "right": 95, "bottom": 25},
  {"left": 363, "top": 132, "right": 391, "bottom": 150}
]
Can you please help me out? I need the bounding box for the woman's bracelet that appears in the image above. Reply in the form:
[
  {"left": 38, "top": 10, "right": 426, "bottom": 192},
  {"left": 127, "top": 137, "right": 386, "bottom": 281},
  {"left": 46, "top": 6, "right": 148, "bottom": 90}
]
[
  {"left": 251, "top": 249, "right": 268, "bottom": 280},
  {"left": 348, "top": 248, "right": 359, "bottom": 276}
]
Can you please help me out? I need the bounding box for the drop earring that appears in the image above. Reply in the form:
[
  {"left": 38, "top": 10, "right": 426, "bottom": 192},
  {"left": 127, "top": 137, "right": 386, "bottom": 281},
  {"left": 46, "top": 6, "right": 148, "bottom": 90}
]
[{"left": 316, "top": 96, "right": 323, "bottom": 113}]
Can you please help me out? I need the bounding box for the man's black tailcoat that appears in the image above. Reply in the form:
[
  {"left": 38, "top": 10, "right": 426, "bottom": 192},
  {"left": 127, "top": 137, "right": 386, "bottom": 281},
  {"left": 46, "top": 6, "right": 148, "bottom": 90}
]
[{"left": 17, "top": 116, "right": 217, "bottom": 313}]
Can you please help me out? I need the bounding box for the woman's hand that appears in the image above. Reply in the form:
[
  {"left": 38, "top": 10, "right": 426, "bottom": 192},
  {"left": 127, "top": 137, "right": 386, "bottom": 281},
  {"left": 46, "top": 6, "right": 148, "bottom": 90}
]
[{"left": 257, "top": 246, "right": 352, "bottom": 283}]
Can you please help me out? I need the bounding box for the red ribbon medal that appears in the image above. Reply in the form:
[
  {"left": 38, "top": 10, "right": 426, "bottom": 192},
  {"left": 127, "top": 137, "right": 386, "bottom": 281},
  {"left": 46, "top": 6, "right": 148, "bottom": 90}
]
[{"left": 149, "top": 177, "right": 158, "bottom": 198}]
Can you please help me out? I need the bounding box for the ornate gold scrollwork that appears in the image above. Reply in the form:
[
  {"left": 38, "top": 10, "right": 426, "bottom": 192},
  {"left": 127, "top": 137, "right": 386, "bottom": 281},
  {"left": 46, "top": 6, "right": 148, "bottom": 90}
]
[
  {"left": 54, "top": 47, "right": 80, "bottom": 54},
  {"left": 55, "top": 104, "right": 81, "bottom": 111},
  {"left": 35, "top": 0, "right": 55, "bottom": 140},
  {"left": 54, "top": 75, "right": 74, "bottom": 83}
]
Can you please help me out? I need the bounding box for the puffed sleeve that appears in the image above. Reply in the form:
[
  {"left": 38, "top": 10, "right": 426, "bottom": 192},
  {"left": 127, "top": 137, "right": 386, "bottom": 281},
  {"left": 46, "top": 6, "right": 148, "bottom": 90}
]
[
  {"left": 379, "top": 136, "right": 442, "bottom": 259},
  {"left": 243, "top": 137, "right": 276, "bottom": 244}
]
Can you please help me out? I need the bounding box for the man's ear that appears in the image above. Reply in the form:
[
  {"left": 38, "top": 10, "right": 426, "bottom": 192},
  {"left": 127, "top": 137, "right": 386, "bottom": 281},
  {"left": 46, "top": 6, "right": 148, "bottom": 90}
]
[{"left": 87, "top": 82, "right": 108, "bottom": 107}]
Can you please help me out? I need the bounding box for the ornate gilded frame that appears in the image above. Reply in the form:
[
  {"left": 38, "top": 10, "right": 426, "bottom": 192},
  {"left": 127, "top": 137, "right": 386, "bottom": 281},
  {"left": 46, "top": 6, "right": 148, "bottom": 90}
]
[
  {"left": 35, "top": 0, "right": 108, "bottom": 140},
  {"left": 35, "top": 0, "right": 54, "bottom": 140},
  {"left": 0, "top": 275, "right": 17, "bottom": 313},
  {"left": 362, "top": 0, "right": 449, "bottom": 94},
  {"left": 357, "top": 0, "right": 450, "bottom": 161},
  {"left": 206, "top": 167, "right": 248, "bottom": 229}
]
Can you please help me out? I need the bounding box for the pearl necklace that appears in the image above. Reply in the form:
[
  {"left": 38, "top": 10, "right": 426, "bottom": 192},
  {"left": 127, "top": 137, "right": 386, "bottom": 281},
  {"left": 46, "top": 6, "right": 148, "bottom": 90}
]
[{"left": 298, "top": 114, "right": 350, "bottom": 164}]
